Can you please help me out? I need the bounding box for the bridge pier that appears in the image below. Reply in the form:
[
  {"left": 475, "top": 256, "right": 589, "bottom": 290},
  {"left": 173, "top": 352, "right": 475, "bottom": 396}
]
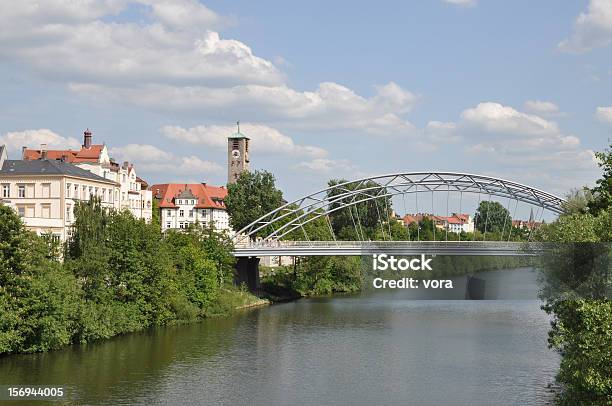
[{"left": 235, "top": 256, "right": 260, "bottom": 291}]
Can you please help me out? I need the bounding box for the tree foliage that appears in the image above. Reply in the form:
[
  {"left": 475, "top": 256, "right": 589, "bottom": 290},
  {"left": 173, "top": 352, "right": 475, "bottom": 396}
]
[
  {"left": 0, "top": 205, "right": 80, "bottom": 353},
  {"left": 327, "top": 179, "right": 393, "bottom": 240},
  {"left": 0, "top": 196, "right": 240, "bottom": 355},
  {"left": 473, "top": 201, "right": 512, "bottom": 234},
  {"left": 536, "top": 143, "right": 612, "bottom": 403},
  {"left": 225, "top": 170, "right": 284, "bottom": 238},
  {"left": 587, "top": 143, "right": 612, "bottom": 215}
]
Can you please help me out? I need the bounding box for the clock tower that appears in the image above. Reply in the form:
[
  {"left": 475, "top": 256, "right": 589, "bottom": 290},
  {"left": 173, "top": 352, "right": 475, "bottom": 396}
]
[{"left": 227, "top": 121, "right": 250, "bottom": 184}]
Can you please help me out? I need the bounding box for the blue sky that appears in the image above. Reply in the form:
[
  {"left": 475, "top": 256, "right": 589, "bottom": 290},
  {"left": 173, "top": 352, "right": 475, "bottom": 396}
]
[{"left": 0, "top": 0, "right": 611, "bottom": 219}]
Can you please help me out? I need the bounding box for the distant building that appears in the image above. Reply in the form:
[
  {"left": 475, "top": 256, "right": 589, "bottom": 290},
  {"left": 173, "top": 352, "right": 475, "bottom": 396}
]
[
  {"left": 402, "top": 212, "right": 474, "bottom": 234},
  {"left": 227, "top": 122, "right": 250, "bottom": 184},
  {"left": 0, "top": 146, "right": 120, "bottom": 241},
  {"left": 22, "top": 129, "right": 152, "bottom": 222},
  {"left": 511, "top": 219, "right": 542, "bottom": 230},
  {"left": 150, "top": 183, "right": 230, "bottom": 233}
]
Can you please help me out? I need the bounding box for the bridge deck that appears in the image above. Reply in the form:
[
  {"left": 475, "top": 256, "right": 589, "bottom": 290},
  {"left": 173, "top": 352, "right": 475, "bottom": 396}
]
[{"left": 233, "top": 241, "right": 547, "bottom": 257}]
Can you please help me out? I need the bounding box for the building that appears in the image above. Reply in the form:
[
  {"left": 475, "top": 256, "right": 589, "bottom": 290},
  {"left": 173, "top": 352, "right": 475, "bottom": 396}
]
[
  {"left": 402, "top": 212, "right": 474, "bottom": 234},
  {"left": 227, "top": 122, "right": 250, "bottom": 184},
  {"left": 0, "top": 145, "right": 120, "bottom": 241},
  {"left": 150, "top": 183, "right": 231, "bottom": 233},
  {"left": 511, "top": 219, "right": 542, "bottom": 230},
  {"left": 22, "top": 129, "right": 152, "bottom": 222}
]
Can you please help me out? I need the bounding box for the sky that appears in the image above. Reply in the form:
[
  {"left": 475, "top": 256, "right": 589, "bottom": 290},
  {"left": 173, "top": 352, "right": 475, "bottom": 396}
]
[{"left": 0, "top": 0, "right": 611, "bottom": 220}]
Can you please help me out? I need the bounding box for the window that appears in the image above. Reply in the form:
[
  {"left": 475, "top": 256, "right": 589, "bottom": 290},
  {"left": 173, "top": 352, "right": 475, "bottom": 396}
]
[
  {"left": 167, "top": 210, "right": 172, "bottom": 216},
  {"left": 166, "top": 222, "right": 171, "bottom": 229},
  {"left": 41, "top": 204, "right": 51, "bottom": 219},
  {"left": 18, "top": 185, "right": 25, "bottom": 198},
  {"left": 41, "top": 183, "right": 51, "bottom": 198},
  {"left": 17, "top": 206, "right": 25, "bottom": 217},
  {"left": 66, "top": 205, "right": 71, "bottom": 222},
  {"left": 66, "top": 183, "right": 71, "bottom": 198},
  {"left": 179, "top": 210, "right": 184, "bottom": 217},
  {"left": 2, "top": 184, "right": 9, "bottom": 198},
  {"left": 189, "top": 209, "right": 194, "bottom": 217}
]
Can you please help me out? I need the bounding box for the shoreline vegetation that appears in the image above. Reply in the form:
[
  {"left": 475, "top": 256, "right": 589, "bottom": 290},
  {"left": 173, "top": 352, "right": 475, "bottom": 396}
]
[{"left": 0, "top": 198, "right": 265, "bottom": 356}]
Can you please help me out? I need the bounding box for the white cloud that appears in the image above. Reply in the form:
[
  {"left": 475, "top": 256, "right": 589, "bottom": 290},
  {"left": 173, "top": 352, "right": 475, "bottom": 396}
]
[
  {"left": 144, "top": 0, "right": 223, "bottom": 30},
  {"left": 109, "top": 143, "right": 222, "bottom": 176},
  {"left": 161, "top": 123, "right": 327, "bottom": 158},
  {"left": 0, "top": 1, "right": 281, "bottom": 87},
  {"left": 71, "top": 81, "right": 419, "bottom": 135},
  {"left": 425, "top": 102, "right": 599, "bottom": 191},
  {"left": 523, "top": 100, "right": 563, "bottom": 116},
  {"left": 595, "top": 106, "right": 612, "bottom": 125},
  {"left": 443, "top": 0, "right": 477, "bottom": 7},
  {"left": 558, "top": 0, "right": 612, "bottom": 53},
  {"left": 0, "top": 129, "right": 81, "bottom": 155},
  {"left": 0, "top": 1, "right": 420, "bottom": 137},
  {"left": 423, "top": 121, "right": 463, "bottom": 144},
  {"left": 293, "top": 158, "right": 358, "bottom": 175}
]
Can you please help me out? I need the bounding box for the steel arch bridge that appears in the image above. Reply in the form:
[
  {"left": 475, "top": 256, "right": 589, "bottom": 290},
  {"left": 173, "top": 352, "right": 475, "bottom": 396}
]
[{"left": 232, "top": 171, "right": 566, "bottom": 257}]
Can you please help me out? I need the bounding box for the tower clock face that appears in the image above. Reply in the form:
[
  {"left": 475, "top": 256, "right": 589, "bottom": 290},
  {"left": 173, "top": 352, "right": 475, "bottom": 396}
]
[{"left": 232, "top": 149, "right": 241, "bottom": 159}]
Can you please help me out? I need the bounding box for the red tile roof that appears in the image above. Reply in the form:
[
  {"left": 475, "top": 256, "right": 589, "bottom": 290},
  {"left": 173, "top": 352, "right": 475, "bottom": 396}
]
[
  {"left": 150, "top": 183, "right": 227, "bottom": 209},
  {"left": 23, "top": 144, "right": 104, "bottom": 163},
  {"left": 402, "top": 213, "right": 471, "bottom": 226}
]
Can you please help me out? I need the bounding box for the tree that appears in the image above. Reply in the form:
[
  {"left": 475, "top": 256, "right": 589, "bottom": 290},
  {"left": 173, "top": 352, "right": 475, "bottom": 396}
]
[
  {"left": 327, "top": 179, "right": 393, "bottom": 240},
  {"left": 587, "top": 142, "right": 612, "bottom": 215},
  {"left": 562, "top": 188, "right": 593, "bottom": 215},
  {"left": 473, "top": 201, "right": 511, "bottom": 234},
  {"left": 536, "top": 207, "right": 612, "bottom": 403},
  {"left": 225, "top": 170, "right": 284, "bottom": 238},
  {"left": 0, "top": 204, "right": 81, "bottom": 354}
]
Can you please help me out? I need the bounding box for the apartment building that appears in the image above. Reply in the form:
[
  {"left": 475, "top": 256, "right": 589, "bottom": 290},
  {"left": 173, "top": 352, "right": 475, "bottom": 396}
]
[
  {"left": 22, "top": 129, "right": 152, "bottom": 222},
  {"left": 150, "top": 183, "right": 230, "bottom": 233},
  {"left": 0, "top": 145, "right": 120, "bottom": 241}
]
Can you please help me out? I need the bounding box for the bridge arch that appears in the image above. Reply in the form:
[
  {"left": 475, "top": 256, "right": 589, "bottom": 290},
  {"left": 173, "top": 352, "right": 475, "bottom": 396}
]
[{"left": 233, "top": 171, "right": 566, "bottom": 244}]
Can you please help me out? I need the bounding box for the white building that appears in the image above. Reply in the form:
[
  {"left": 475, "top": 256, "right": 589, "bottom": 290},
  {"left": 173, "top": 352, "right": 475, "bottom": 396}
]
[
  {"left": 0, "top": 144, "right": 120, "bottom": 241},
  {"left": 150, "top": 183, "right": 230, "bottom": 233},
  {"left": 22, "top": 129, "right": 152, "bottom": 222}
]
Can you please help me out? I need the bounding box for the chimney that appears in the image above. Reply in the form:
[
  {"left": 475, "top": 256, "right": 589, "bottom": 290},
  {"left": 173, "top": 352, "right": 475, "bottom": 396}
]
[
  {"left": 41, "top": 143, "right": 47, "bottom": 160},
  {"left": 83, "top": 128, "right": 92, "bottom": 149},
  {"left": 21, "top": 146, "right": 27, "bottom": 159}
]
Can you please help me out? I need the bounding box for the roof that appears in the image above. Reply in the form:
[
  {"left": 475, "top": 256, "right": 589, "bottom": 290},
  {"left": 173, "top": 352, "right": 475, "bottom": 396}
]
[
  {"left": 402, "top": 213, "right": 471, "bottom": 226},
  {"left": 23, "top": 144, "right": 105, "bottom": 163},
  {"left": 0, "top": 159, "right": 117, "bottom": 184},
  {"left": 150, "top": 183, "right": 227, "bottom": 209},
  {"left": 136, "top": 176, "right": 148, "bottom": 188},
  {"left": 228, "top": 130, "right": 249, "bottom": 140}
]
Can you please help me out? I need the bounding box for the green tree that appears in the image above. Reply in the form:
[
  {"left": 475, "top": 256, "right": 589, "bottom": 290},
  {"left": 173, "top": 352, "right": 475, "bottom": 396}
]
[
  {"left": 0, "top": 204, "right": 81, "bottom": 354},
  {"left": 587, "top": 142, "right": 612, "bottom": 215},
  {"left": 473, "top": 201, "right": 511, "bottom": 235},
  {"left": 225, "top": 170, "right": 284, "bottom": 238},
  {"left": 327, "top": 179, "right": 393, "bottom": 240},
  {"left": 536, "top": 206, "right": 612, "bottom": 402}
]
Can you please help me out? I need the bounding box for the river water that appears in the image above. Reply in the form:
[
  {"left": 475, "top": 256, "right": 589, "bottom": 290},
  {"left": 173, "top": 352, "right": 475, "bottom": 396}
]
[{"left": 0, "top": 268, "right": 559, "bottom": 405}]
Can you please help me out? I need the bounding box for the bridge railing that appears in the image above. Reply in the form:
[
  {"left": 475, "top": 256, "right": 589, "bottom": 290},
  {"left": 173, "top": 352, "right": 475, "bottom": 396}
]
[{"left": 236, "top": 240, "right": 550, "bottom": 250}]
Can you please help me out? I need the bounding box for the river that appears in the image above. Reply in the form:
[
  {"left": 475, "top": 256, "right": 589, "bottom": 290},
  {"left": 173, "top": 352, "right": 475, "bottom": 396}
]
[{"left": 0, "top": 267, "right": 559, "bottom": 405}]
